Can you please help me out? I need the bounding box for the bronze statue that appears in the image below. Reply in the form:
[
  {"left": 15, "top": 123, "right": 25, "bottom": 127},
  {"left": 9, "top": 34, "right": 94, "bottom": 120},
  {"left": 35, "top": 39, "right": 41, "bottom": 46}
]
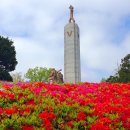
[
  {"left": 48, "top": 69, "right": 64, "bottom": 84},
  {"left": 57, "top": 69, "right": 64, "bottom": 83},
  {"left": 69, "top": 5, "right": 75, "bottom": 23},
  {"left": 48, "top": 68, "right": 57, "bottom": 83}
]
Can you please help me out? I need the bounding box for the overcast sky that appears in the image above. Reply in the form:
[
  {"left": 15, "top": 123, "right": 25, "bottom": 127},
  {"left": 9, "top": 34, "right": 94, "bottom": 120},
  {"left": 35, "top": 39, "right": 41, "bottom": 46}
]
[{"left": 0, "top": 0, "right": 130, "bottom": 82}]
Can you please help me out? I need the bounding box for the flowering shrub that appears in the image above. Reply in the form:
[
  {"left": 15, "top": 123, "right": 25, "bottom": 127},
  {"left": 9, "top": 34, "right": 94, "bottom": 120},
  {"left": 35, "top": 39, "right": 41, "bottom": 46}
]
[{"left": 0, "top": 82, "right": 130, "bottom": 130}]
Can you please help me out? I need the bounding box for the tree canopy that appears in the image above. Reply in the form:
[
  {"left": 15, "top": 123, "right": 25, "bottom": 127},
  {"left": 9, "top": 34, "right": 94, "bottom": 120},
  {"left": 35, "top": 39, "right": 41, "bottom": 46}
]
[
  {"left": 106, "top": 54, "right": 130, "bottom": 83},
  {"left": 25, "top": 67, "right": 52, "bottom": 82},
  {"left": 0, "top": 68, "right": 13, "bottom": 81},
  {"left": 0, "top": 36, "right": 17, "bottom": 81}
]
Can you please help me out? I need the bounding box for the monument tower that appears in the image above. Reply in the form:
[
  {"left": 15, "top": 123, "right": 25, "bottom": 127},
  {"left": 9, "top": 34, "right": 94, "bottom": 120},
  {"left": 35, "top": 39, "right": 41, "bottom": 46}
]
[{"left": 64, "top": 5, "right": 81, "bottom": 83}]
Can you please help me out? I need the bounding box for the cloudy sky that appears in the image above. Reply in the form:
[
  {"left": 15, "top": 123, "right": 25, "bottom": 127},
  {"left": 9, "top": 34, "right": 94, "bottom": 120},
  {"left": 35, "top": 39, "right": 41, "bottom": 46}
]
[{"left": 0, "top": 0, "right": 130, "bottom": 82}]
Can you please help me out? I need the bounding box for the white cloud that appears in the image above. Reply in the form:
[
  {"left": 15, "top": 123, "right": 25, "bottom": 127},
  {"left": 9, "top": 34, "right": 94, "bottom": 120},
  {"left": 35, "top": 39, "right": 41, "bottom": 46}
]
[{"left": 12, "top": 37, "right": 64, "bottom": 74}]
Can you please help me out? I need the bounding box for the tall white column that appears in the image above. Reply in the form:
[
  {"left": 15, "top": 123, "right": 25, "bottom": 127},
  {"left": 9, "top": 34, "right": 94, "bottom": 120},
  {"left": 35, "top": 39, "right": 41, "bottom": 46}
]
[{"left": 64, "top": 5, "right": 81, "bottom": 83}]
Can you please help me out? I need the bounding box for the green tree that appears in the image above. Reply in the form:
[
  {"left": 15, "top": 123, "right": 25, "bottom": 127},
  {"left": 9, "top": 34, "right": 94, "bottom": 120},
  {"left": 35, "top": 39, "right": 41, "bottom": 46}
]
[
  {"left": 0, "top": 36, "right": 17, "bottom": 81},
  {"left": 25, "top": 67, "right": 52, "bottom": 82},
  {"left": 118, "top": 54, "right": 130, "bottom": 83},
  {"left": 106, "top": 54, "right": 130, "bottom": 83},
  {"left": 0, "top": 68, "right": 13, "bottom": 81},
  {"left": 105, "top": 75, "right": 119, "bottom": 83}
]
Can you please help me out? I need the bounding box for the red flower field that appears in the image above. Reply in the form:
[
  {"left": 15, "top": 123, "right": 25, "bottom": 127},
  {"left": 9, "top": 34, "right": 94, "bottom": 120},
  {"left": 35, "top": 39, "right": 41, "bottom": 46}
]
[{"left": 0, "top": 82, "right": 130, "bottom": 130}]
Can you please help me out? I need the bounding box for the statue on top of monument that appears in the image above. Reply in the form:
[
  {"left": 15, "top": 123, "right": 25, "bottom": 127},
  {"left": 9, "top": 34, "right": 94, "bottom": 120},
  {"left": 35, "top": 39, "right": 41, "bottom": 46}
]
[{"left": 69, "top": 5, "right": 75, "bottom": 23}]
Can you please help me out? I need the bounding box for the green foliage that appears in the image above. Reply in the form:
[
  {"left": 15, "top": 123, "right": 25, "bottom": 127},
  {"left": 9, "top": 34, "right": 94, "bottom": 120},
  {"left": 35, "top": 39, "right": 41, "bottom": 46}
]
[
  {"left": 106, "top": 54, "right": 130, "bottom": 83},
  {"left": 118, "top": 54, "right": 130, "bottom": 82},
  {"left": 0, "top": 36, "right": 17, "bottom": 71},
  {"left": 0, "top": 36, "right": 17, "bottom": 81},
  {"left": 0, "top": 68, "right": 13, "bottom": 81},
  {"left": 100, "top": 78, "right": 107, "bottom": 82},
  {"left": 25, "top": 67, "right": 52, "bottom": 82},
  {"left": 105, "top": 76, "right": 119, "bottom": 83}
]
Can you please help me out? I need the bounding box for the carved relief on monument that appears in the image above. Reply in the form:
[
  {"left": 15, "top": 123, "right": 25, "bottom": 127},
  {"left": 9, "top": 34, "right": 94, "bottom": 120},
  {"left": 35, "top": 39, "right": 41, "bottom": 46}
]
[{"left": 67, "top": 31, "right": 72, "bottom": 37}]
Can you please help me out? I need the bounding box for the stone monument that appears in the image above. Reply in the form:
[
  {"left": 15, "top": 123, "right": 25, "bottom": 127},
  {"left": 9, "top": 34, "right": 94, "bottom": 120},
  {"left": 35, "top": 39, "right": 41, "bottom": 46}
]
[{"left": 64, "top": 5, "right": 81, "bottom": 83}]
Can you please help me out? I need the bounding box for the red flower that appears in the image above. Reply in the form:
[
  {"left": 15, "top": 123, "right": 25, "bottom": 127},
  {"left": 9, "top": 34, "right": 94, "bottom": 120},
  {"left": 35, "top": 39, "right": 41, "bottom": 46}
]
[
  {"left": 83, "top": 123, "right": 87, "bottom": 127},
  {"left": 7, "top": 93, "right": 15, "bottom": 100},
  {"left": 26, "top": 99, "right": 35, "bottom": 105},
  {"left": 23, "top": 125, "right": 34, "bottom": 130},
  {"left": 67, "top": 121, "right": 73, "bottom": 128},
  {"left": 44, "top": 119, "right": 53, "bottom": 130},
  {"left": 90, "top": 122, "right": 111, "bottom": 130},
  {"left": 98, "top": 117, "right": 112, "bottom": 125},
  {"left": 77, "top": 112, "right": 86, "bottom": 121},
  {"left": 39, "top": 111, "right": 56, "bottom": 130},
  {"left": 4, "top": 108, "right": 17, "bottom": 115},
  {"left": 0, "top": 108, "right": 4, "bottom": 115},
  {"left": 39, "top": 111, "right": 48, "bottom": 119},
  {"left": 49, "top": 112, "right": 56, "bottom": 121},
  {"left": 39, "top": 111, "right": 56, "bottom": 121},
  {"left": 20, "top": 107, "right": 31, "bottom": 115}
]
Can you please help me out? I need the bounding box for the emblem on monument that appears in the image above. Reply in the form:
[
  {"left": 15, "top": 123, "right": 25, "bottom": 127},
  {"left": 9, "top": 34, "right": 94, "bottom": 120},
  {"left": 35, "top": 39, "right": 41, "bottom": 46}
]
[{"left": 67, "top": 31, "right": 72, "bottom": 37}]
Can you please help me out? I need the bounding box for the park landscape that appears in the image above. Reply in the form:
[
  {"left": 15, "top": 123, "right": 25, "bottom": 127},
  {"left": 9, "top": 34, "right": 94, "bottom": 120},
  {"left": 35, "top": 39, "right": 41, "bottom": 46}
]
[{"left": 0, "top": 0, "right": 130, "bottom": 130}]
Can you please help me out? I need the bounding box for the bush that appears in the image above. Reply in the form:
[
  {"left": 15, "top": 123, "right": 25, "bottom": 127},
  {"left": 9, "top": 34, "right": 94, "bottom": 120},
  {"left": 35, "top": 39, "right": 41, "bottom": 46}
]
[{"left": 0, "top": 82, "right": 129, "bottom": 129}]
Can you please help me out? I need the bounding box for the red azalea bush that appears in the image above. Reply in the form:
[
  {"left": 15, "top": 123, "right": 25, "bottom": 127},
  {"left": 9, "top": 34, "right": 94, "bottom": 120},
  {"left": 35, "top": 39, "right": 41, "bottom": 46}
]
[{"left": 0, "top": 81, "right": 130, "bottom": 130}]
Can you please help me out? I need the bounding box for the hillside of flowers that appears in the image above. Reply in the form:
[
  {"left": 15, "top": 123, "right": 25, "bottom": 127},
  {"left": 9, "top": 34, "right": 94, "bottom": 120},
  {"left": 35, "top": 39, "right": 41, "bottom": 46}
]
[{"left": 0, "top": 82, "right": 130, "bottom": 130}]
